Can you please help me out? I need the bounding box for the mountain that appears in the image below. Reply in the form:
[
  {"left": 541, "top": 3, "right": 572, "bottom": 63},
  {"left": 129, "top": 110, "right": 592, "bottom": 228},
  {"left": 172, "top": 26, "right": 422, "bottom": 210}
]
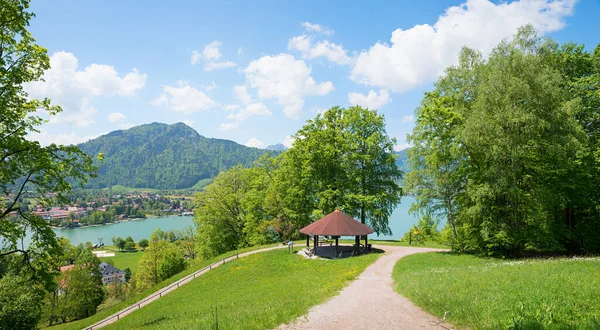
[
  {"left": 265, "top": 143, "right": 288, "bottom": 151},
  {"left": 78, "top": 122, "right": 271, "bottom": 190},
  {"left": 395, "top": 148, "right": 410, "bottom": 173}
]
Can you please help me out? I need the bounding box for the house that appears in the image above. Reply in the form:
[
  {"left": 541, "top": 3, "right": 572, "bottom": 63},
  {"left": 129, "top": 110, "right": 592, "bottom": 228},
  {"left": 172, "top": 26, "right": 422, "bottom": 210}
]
[{"left": 99, "top": 262, "right": 126, "bottom": 284}]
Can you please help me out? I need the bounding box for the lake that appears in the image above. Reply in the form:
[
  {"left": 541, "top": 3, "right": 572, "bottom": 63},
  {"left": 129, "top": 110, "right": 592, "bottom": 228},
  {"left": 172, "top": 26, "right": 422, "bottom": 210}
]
[{"left": 39, "top": 196, "right": 421, "bottom": 246}]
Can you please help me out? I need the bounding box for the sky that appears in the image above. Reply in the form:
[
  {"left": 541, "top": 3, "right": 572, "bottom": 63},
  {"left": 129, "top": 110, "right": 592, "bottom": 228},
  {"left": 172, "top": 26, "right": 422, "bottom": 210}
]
[{"left": 25, "top": 0, "right": 600, "bottom": 150}]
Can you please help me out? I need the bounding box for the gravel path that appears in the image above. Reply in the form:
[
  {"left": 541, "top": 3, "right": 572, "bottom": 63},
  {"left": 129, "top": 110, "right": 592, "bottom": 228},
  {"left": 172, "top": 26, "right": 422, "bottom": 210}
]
[
  {"left": 84, "top": 245, "right": 288, "bottom": 329},
  {"left": 278, "top": 245, "right": 453, "bottom": 330}
]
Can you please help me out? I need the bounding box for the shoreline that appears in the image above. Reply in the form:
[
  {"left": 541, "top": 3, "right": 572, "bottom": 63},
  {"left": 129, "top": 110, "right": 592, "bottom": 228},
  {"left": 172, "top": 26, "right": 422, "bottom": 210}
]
[{"left": 50, "top": 214, "right": 187, "bottom": 230}]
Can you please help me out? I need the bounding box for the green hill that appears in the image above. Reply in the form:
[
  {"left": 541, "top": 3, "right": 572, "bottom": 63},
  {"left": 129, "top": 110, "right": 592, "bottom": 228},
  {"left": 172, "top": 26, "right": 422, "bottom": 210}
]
[
  {"left": 78, "top": 122, "right": 270, "bottom": 190},
  {"left": 395, "top": 148, "right": 410, "bottom": 173}
]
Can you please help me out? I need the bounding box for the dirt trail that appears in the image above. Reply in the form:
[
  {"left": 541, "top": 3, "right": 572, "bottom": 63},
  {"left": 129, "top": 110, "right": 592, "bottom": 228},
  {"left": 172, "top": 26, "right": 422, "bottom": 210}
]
[{"left": 278, "top": 245, "right": 453, "bottom": 330}]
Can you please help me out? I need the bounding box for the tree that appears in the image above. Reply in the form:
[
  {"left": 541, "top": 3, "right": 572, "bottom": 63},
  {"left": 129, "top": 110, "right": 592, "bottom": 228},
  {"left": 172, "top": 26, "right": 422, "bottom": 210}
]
[
  {"left": 157, "top": 244, "right": 186, "bottom": 280},
  {"left": 194, "top": 166, "right": 273, "bottom": 258},
  {"left": 124, "top": 241, "right": 136, "bottom": 251},
  {"left": 112, "top": 237, "right": 126, "bottom": 251},
  {"left": 0, "top": 275, "right": 44, "bottom": 330},
  {"left": 408, "top": 26, "right": 597, "bottom": 256},
  {"left": 281, "top": 106, "right": 402, "bottom": 235},
  {"left": 61, "top": 250, "right": 104, "bottom": 320},
  {"left": 125, "top": 236, "right": 134, "bottom": 244},
  {"left": 0, "top": 0, "right": 97, "bottom": 277},
  {"left": 123, "top": 268, "right": 132, "bottom": 283},
  {"left": 135, "top": 240, "right": 167, "bottom": 290},
  {"left": 138, "top": 238, "right": 149, "bottom": 251}
]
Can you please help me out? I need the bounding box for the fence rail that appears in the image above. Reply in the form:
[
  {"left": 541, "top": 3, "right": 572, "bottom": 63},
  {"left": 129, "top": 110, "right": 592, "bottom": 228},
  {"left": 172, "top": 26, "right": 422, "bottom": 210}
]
[{"left": 83, "top": 248, "right": 259, "bottom": 330}]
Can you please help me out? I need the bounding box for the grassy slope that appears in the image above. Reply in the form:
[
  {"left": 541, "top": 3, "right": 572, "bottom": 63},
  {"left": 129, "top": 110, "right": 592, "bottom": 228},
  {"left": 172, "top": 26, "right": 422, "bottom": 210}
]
[
  {"left": 105, "top": 249, "right": 381, "bottom": 329},
  {"left": 48, "top": 243, "right": 288, "bottom": 330},
  {"left": 393, "top": 252, "right": 600, "bottom": 329}
]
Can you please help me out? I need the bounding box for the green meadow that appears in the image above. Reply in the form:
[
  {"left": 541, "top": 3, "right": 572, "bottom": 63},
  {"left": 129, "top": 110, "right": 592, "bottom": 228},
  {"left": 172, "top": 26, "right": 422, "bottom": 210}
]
[
  {"left": 48, "top": 243, "right": 289, "bottom": 330},
  {"left": 393, "top": 253, "right": 600, "bottom": 329},
  {"left": 104, "top": 249, "right": 381, "bottom": 329}
]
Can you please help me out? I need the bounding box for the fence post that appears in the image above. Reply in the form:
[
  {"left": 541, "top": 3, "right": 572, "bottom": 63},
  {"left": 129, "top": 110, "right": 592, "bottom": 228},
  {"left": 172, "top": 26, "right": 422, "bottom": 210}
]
[{"left": 117, "top": 314, "right": 119, "bottom": 321}]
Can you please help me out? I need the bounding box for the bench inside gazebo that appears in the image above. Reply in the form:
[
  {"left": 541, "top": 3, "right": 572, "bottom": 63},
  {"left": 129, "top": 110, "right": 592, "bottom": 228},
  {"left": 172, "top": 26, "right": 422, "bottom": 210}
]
[{"left": 299, "top": 209, "right": 374, "bottom": 258}]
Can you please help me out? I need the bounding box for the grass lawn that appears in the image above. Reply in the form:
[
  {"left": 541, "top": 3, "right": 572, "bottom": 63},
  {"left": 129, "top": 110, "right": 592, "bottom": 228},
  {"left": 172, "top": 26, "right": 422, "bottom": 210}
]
[
  {"left": 47, "top": 242, "right": 299, "bottom": 330},
  {"left": 393, "top": 252, "right": 600, "bottom": 329},
  {"left": 99, "top": 250, "right": 143, "bottom": 273},
  {"left": 104, "top": 248, "right": 381, "bottom": 329}
]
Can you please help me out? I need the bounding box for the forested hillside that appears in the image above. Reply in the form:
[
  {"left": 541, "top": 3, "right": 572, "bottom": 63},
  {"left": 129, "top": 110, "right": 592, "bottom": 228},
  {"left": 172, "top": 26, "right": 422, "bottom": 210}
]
[{"left": 78, "top": 122, "right": 270, "bottom": 189}]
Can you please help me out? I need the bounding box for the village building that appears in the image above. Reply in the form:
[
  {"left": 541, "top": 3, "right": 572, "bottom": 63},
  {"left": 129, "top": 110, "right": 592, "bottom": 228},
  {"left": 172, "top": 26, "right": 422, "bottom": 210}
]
[{"left": 99, "top": 262, "right": 126, "bottom": 284}]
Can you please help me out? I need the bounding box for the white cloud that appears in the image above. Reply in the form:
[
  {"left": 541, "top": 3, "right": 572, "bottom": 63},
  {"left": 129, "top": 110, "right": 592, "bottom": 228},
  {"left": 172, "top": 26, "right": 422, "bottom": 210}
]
[
  {"left": 288, "top": 36, "right": 350, "bottom": 65},
  {"left": 282, "top": 135, "right": 296, "bottom": 148},
  {"left": 288, "top": 35, "right": 312, "bottom": 52},
  {"left": 108, "top": 112, "right": 126, "bottom": 123},
  {"left": 301, "top": 22, "right": 334, "bottom": 35},
  {"left": 29, "top": 131, "right": 104, "bottom": 146},
  {"left": 351, "top": 0, "right": 576, "bottom": 92},
  {"left": 228, "top": 102, "right": 272, "bottom": 121},
  {"left": 151, "top": 82, "right": 216, "bottom": 113},
  {"left": 24, "top": 51, "right": 146, "bottom": 127},
  {"left": 237, "top": 47, "right": 244, "bottom": 56},
  {"left": 191, "top": 50, "right": 202, "bottom": 65},
  {"left": 204, "top": 82, "right": 218, "bottom": 92},
  {"left": 394, "top": 143, "right": 411, "bottom": 152},
  {"left": 202, "top": 41, "right": 222, "bottom": 61},
  {"left": 183, "top": 119, "right": 195, "bottom": 127},
  {"left": 204, "top": 60, "right": 236, "bottom": 72},
  {"left": 192, "top": 41, "right": 236, "bottom": 71},
  {"left": 223, "top": 104, "right": 240, "bottom": 111},
  {"left": 245, "top": 138, "right": 264, "bottom": 148},
  {"left": 218, "top": 122, "right": 239, "bottom": 131},
  {"left": 233, "top": 85, "right": 252, "bottom": 105},
  {"left": 348, "top": 89, "right": 391, "bottom": 109},
  {"left": 401, "top": 115, "right": 415, "bottom": 123},
  {"left": 244, "top": 53, "right": 334, "bottom": 119}
]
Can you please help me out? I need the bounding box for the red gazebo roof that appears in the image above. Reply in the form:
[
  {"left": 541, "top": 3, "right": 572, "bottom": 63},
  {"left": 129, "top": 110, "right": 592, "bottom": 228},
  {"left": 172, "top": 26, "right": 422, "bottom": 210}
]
[{"left": 299, "top": 209, "right": 374, "bottom": 236}]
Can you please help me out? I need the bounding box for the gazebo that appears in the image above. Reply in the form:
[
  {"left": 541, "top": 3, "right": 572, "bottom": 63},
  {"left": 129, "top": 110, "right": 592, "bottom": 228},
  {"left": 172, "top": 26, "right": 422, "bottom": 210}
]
[{"left": 299, "top": 209, "right": 374, "bottom": 257}]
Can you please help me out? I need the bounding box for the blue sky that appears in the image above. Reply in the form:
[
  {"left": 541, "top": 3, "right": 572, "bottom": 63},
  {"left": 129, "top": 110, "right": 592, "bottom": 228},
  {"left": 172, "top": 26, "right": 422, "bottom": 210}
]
[{"left": 25, "top": 0, "right": 600, "bottom": 149}]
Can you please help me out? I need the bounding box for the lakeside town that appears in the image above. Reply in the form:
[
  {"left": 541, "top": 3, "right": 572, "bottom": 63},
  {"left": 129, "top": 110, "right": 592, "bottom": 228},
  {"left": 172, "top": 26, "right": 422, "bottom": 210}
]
[{"left": 11, "top": 190, "right": 195, "bottom": 229}]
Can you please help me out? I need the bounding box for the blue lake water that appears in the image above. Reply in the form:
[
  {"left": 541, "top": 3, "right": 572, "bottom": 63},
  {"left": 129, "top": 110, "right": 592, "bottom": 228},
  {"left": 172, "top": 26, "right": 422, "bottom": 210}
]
[{"left": 36, "top": 196, "right": 421, "bottom": 246}]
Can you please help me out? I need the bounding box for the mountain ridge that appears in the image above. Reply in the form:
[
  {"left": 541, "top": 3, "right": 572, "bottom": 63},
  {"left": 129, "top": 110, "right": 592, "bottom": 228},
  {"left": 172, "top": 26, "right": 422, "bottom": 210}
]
[{"left": 78, "top": 122, "right": 271, "bottom": 190}]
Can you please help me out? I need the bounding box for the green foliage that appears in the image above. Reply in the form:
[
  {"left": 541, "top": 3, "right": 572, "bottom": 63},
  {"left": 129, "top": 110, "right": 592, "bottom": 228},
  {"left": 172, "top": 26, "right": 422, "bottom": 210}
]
[
  {"left": 0, "top": 275, "right": 44, "bottom": 330},
  {"left": 194, "top": 166, "right": 275, "bottom": 259},
  {"left": 99, "top": 249, "right": 381, "bottom": 329},
  {"left": 124, "top": 242, "right": 136, "bottom": 252},
  {"left": 407, "top": 25, "right": 600, "bottom": 256},
  {"left": 138, "top": 239, "right": 149, "bottom": 250},
  {"left": 402, "top": 214, "right": 440, "bottom": 244},
  {"left": 78, "top": 122, "right": 273, "bottom": 190},
  {"left": 393, "top": 253, "right": 600, "bottom": 329},
  {"left": 135, "top": 240, "right": 187, "bottom": 290},
  {"left": 279, "top": 106, "right": 402, "bottom": 235},
  {"left": 112, "top": 237, "right": 126, "bottom": 252},
  {"left": 123, "top": 268, "right": 132, "bottom": 283},
  {"left": 0, "top": 0, "right": 96, "bottom": 287}
]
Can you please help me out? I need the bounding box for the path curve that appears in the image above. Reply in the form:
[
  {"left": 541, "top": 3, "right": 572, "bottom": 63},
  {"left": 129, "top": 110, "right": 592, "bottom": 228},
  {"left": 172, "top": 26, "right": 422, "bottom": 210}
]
[
  {"left": 85, "top": 245, "right": 288, "bottom": 329},
  {"left": 278, "top": 245, "right": 453, "bottom": 330}
]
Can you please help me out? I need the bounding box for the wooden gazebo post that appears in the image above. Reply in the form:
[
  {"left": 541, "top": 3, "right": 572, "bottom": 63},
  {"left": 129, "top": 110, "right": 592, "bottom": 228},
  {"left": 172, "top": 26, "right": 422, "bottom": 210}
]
[
  {"left": 313, "top": 234, "right": 318, "bottom": 254},
  {"left": 306, "top": 234, "right": 309, "bottom": 248}
]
